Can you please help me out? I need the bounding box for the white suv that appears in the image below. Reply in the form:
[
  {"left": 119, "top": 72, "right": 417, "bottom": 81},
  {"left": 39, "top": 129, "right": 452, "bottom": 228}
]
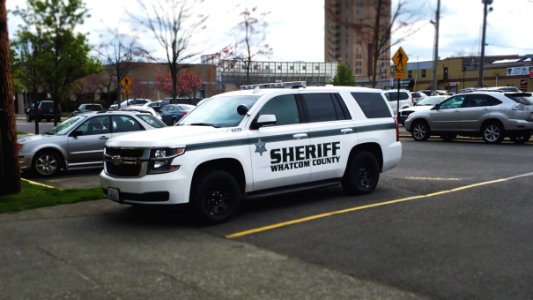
[
  {"left": 383, "top": 89, "right": 414, "bottom": 114},
  {"left": 100, "top": 86, "right": 402, "bottom": 223}
]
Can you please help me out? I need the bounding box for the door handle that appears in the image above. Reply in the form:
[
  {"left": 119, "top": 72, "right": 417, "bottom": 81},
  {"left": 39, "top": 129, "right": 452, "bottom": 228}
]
[
  {"left": 341, "top": 128, "right": 353, "bottom": 134},
  {"left": 99, "top": 136, "right": 109, "bottom": 140},
  {"left": 293, "top": 133, "right": 307, "bottom": 139}
]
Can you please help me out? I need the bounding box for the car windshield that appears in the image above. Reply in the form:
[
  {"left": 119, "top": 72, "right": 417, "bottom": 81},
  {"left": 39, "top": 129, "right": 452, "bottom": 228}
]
[
  {"left": 45, "top": 115, "right": 86, "bottom": 135},
  {"left": 138, "top": 115, "right": 167, "bottom": 128},
  {"left": 178, "top": 95, "right": 260, "bottom": 127},
  {"left": 416, "top": 96, "right": 445, "bottom": 106}
]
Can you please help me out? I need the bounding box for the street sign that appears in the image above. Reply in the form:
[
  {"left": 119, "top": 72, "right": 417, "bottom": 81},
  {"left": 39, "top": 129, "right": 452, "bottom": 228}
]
[
  {"left": 394, "top": 71, "right": 406, "bottom": 79},
  {"left": 120, "top": 76, "right": 132, "bottom": 88},
  {"left": 122, "top": 86, "right": 131, "bottom": 94},
  {"left": 392, "top": 47, "right": 409, "bottom": 72}
]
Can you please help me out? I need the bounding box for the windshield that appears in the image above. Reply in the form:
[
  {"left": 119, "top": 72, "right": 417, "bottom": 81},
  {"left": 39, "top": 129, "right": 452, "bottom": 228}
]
[
  {"left": 45, "top": 115, "right": 86, "bottom": 135},
  {"left": 178, "top": 95, "right": 260, "bottom": 127},
  {"left": 138, "top": 115, "right": 166, "bottom": 128},
  {"left": 417, "top": 96, "right": 446, "bottom": 106}
]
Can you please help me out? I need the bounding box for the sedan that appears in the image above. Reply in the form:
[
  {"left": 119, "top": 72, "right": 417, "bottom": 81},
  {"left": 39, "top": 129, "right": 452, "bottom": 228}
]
[
  {"left": 159, "top": 104, "right": 194, "bottom": 125},
  {"left": 404, "top": 92, "right": 533, "bottom": 143},
  {"left": 18, "top": 110, "right": 166, "bottom": 177}
]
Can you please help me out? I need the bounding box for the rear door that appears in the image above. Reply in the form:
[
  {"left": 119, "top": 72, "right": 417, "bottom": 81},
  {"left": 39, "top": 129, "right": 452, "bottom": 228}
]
[
  {"left": 301, "top": 92, "right": 353, "bottom": 181},
  {"left": 460, "top": 94, "right": 501, "bottom": 132}
]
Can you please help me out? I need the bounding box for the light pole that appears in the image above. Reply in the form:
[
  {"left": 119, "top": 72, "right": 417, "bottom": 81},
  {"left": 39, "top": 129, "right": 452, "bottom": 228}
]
[
  {"left": 477, "top": 0, "right": 493, "bottom": 88},
  {"left": 431, "top": 0, "right": 440, "bottom": 94}
]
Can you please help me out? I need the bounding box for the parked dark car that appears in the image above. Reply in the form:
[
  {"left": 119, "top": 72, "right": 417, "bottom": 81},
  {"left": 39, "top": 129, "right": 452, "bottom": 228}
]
[
  {"left": 73, "top": 103, "right": 104, "bottom": 115},
  {"left": 159, "top": 104, "right": 194, "bottom": 125},
  {"left": 26, "top": 100, "right": 61, "bottom": 122}
]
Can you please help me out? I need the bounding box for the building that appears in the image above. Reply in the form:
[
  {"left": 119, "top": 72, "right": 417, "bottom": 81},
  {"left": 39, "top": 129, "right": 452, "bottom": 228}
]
[
  {"left": 403, "top": 54, "right": 533, "bottom": 93},
  {"left": 324, "top": 0, "right": 391, "bottom": 81},
  {"left": 201, "top": 55, "right": 337, "bottom": 89}
]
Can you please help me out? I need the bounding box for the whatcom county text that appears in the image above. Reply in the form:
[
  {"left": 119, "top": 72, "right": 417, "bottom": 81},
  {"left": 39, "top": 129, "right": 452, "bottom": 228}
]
[{"left": 270, "top": 142, "right": 341, "bottom": 172}]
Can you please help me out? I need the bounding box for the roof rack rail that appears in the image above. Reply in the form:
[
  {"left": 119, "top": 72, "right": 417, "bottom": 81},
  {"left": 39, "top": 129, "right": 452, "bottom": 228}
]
[{"left": 240, "top": 81, "right": 306, "bottom": 90}]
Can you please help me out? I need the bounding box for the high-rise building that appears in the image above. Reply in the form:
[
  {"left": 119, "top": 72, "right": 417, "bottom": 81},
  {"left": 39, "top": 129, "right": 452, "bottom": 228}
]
[{"left": 324, "top": 0, "right": 391, "bottom": 82}]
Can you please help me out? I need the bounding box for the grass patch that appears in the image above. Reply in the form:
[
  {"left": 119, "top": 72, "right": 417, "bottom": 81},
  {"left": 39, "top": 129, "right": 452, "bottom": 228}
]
[{"left": 0, "top": 179, "right": 104, "bottom": 214}]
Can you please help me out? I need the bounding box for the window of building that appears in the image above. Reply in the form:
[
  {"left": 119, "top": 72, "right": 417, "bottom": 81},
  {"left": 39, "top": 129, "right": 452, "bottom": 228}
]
[
  {"left": 422, "top": 69, "right": 427, "bottom": 78},
  {"left": 408, "top": 70, "right": 412, "bottom": 79}
]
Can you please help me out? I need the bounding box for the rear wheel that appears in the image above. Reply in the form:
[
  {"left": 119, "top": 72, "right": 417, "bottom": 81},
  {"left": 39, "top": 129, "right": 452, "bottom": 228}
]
[
  {"left": 411, "top": 120, "right": 430, "bottom": 141},
  {"left": 32, "top": 150, "right": 62, "bottom": 177},
  {"left": 482, "top": 122, "right": 504, "bottom": 144},
  {"left": 192, "top": 170, "right": 242, "bottom": 224},
  {"left": 510, "top": 133, "right": 531, "bottom": 144},
  {"left": 342, "top": 151, "right": 380, "bottom": 195}
]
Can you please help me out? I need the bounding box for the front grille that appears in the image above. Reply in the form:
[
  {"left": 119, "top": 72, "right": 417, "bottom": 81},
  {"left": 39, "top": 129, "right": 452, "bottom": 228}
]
[{"left": 104, "top": 147, "right": 146, "bottom": 177}]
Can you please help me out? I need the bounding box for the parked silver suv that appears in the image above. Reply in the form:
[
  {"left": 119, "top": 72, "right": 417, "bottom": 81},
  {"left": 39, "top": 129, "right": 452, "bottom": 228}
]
[
  {"left": 18, "top": 110, "right": 166, "bottom": 177},
  {"left": 404, "top": 92, "right": 533, "bottom": 143}
]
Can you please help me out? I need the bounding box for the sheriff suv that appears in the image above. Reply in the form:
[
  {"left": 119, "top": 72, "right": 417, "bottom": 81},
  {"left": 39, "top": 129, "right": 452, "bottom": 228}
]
[{"left": 100, "top": 86, "right": 402, "bottom": 223}]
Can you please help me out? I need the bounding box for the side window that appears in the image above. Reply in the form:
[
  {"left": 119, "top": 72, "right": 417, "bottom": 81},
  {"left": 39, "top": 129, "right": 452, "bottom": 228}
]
[
  {"left": 77, "top": 116, "right": 111, "bottom": 135},
  {"left": 439, "top": 96, "right": 465, "bottom": 109},
  {"left": 112, "top": 115, "right": 144, "bottom": 133},
  {"left": 301, "top": 93, "right": 343, "bottom": 122},
  {"left": 257, "top": 94, "right": 300, "bottom": 126},
  {"left": 351, "top": 92, "right": 392, "bottom": 118}
]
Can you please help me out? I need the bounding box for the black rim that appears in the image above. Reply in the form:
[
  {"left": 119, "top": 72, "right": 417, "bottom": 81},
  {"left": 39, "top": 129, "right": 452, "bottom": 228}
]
[
  {"left": 205, "top": 188, "right": 231, "bottom": 216},
  {"left": 357, "top": 165, "right": 373, "bottom": 188}
]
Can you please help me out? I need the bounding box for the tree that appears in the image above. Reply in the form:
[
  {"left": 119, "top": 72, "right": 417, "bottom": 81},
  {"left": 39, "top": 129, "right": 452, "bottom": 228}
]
[
  {"left": 12, "top": 0, "right": 101, "bottom": 125},
  {"left": 326, "top": 0, "right": 423, "bottom": 88},
  {"left": 133, "top": 0, "right": 207, "bottom": 102},
  {"left": 96, "top": 28, "right": 151, "bottom": 108},
  {"left": 155, "top": 68, "right": 203, "bottom": 103},
  {"left": 330, "top": 62, "right": 356, "bottom": 86},
  {"left": 0, "top": 0, "right": 21, "bottom": 195},
  {"left": 212, "top": 5, "right": 273, "bottom": 85}
]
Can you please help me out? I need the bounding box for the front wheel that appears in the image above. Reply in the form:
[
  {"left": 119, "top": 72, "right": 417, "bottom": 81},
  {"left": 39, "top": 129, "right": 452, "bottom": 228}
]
[
  {"left": 482, "top": 122, "right": 504, "bottom": 144},
  {"left": 342, "top": 151, "right": 380, "bottom": 195},
  {"left": 32, "top": 150, "right": 62, "bottom": 177},
  {"left": 192, "top": 170, "right": 242, "bottom": 224},
  {"left": 510, "top": 133, "right": 531, "bottom": 144},
  {"left": 411, "top": 121, "right": 430, "bottom": 141}
]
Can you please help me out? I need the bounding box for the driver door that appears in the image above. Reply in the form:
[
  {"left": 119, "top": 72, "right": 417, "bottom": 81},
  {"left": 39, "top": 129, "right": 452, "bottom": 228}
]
[{"left": 67, "top": 115, "right": 111, "bottom": 168}]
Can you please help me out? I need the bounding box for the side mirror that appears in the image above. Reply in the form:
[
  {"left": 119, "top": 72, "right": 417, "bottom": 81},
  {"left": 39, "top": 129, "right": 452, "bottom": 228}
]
[
  {"left": 237, "top": 104, "right": 249, "bottom": 116},
  {"left": 71, "top": 130, "right": 82, "bottom": 137},
  {"left": 252, "top": 114, "right": 277, "bottom": 129}
]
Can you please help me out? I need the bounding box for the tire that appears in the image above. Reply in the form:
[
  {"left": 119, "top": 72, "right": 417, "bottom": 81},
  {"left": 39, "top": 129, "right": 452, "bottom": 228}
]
[
  {"left": 510, "top": 133, "right": 531, "bottom": 144},
  {"left": 192, "top": 170, "right": 242, "bottom": 224},
  {"left": 440, "top": 134, "right": 456, "bottom": 142},
  {"left": 411, "top": 120, "right": 430, "bottom": 141},
  {"left": 342, "top": 151, "right": 380, "bottom": 195},
  {"left": 32, "top": 150, "right": 62, "bottom": 177},
  {"left": 482, "top": 122, "right": 504, "bottom": 144}
]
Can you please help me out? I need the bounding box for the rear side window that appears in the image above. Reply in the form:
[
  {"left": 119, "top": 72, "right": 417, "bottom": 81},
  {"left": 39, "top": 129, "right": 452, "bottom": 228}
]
[
  {"left": 464, "top": 95, "right": 501, "bottom": 107},
  {"left": 301, "top": 93, "right": 350, "bottom": 122},
  {"left": 506, "top": 94, "right": 533, "bottom": 105},
  {"left": 351, "top": 92, "right": 392, "bottom": 118}
]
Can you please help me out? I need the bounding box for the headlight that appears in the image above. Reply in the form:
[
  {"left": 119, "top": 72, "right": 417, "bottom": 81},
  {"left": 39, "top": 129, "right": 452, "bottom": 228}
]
[{"left": 147, "top": 147, "right": 185, "bottom": 174}]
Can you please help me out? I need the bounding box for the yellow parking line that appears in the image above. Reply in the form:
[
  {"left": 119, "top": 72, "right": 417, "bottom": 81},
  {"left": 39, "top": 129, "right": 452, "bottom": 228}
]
[
  {"left": 22, "top": 178, "right": 62, "bottom": 190},
  {"left": 225, "top": 177, "right": 513, "bottom": 239}
]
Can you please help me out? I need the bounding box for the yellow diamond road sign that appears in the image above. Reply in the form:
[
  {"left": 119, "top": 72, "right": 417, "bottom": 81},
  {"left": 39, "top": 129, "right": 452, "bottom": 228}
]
[
  {"left": 392, "top": 47, "right": 409, "bottom": 72},
  {"left": 120, "top": 76, "right": 132, "bottom": 88}
]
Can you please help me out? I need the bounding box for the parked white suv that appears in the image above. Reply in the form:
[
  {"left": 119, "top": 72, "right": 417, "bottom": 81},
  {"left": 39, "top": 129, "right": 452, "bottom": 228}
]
[
  {"left": 383, "top": 89, "right": 414, "bottom": 115},
  {"left": 100, "top": 86, "right": 402, "bottom": 223}
]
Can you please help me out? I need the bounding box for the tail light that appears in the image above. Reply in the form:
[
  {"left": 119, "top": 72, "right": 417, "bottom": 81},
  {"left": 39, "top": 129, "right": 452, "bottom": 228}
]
[
  {"left": 181, "top": 111, "right": 187, "bottom": 116},
  {"left": 395, "top": 117, "right": 400, "bottom": 142}
]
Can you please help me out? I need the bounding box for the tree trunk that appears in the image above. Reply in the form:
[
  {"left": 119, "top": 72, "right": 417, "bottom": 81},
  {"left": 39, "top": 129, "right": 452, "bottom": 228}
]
[{"left": 0, "top": 0, "right": 21, "bottom": 195}]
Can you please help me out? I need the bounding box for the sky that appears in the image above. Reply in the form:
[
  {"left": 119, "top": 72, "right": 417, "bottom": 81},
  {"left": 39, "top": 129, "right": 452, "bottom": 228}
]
[{"left": 6, "top": 0, "right": 533, "bottom": 64}]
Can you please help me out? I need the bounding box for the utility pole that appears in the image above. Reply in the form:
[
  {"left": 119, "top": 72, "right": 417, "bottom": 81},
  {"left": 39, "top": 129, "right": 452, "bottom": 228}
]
[
  {"left": 477, "top": 0, "right": 493, "bottom": 87},
  {"left": 431, "top": 0, "right": 440, "bottom": 94}
]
